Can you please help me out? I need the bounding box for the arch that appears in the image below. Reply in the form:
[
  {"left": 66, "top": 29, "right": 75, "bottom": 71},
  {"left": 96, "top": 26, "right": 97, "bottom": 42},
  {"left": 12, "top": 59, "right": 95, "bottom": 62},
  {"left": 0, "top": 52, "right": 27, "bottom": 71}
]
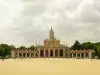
[
  {"left": 77, "top": 54, "right": 80, "bottom": 59},
  {"left": 86, "top": 53, "right": 89, "bottom": 58},
  {"left": 81, "top": 53, "right": 84, "bottom": 58},
  {"left": 19, "top": 53, "right": 22, "bottom": 57},
  {"left": 35, "top": 53, "right": 38, "bottom": 57},
  {"left": 73, "top": 53, "right": 76, "bottom": 58}
]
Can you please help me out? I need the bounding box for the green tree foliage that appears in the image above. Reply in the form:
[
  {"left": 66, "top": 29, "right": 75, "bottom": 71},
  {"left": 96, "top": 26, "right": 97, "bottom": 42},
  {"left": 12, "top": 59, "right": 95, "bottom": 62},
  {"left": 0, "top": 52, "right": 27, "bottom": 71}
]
[
  {"left": 9, "top": 45, "right": 16, "bottom": 50},
  {"left": 0, "top": 41, "right": 100, "bottom": 59},
  {"left": 81, "top": 42, "right": 94, "bottom": 49},
  {"left": 71, "top": 41, "right": 100, "bottom": 58},
  {"left": 97, "top": 46, "right": 100, "bottom": 57},
  {"left": 0, "top": 44, "right": 11, "bottom": 59},
  {"left": 28, "top": 45, "right": 35, "bottom": 50},
  {"left": 18, "top": 46, "right": 26, "bottom": 50},
  {"left": 71, "top": 40, "right": 81, "bottom": 50},
  {"left": 71, "top": 41, "right": 95, "bottom": 50},
  {"left": 94, "top": 43, "right": 100, "bottom": 58}
]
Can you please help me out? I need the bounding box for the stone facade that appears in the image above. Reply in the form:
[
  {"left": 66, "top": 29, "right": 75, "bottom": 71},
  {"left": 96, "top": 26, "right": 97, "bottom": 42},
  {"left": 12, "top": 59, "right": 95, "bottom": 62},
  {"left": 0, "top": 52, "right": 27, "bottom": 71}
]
[{"left": 11, "top": 27, "right": 92, "bottom": 59}]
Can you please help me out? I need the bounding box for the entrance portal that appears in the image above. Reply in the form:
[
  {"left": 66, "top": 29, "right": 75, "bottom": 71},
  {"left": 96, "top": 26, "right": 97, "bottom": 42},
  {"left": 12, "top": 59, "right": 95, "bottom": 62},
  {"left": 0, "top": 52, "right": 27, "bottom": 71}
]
[
  {"left": 60, "top": 50, "right": 63, "bottom": 57},
  {"left": 50, "top": 50, "right": 53, "bottom": 57},
  {"left": 40, "top": 50, "right": 44, "bottom": 57}
]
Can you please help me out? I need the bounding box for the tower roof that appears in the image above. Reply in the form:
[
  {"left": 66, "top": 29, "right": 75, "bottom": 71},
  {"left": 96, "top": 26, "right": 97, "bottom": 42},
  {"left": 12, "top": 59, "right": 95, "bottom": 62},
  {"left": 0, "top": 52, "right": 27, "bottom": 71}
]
[{"left": 50, "top": 26, "right": 53, "bottom": 31}]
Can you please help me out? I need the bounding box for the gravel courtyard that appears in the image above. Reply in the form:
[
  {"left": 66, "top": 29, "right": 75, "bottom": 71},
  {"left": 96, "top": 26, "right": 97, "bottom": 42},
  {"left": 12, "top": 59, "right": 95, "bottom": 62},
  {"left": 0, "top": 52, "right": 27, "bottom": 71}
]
[{"left": 0, "top": 58, "right": 99, "bottom": 75}]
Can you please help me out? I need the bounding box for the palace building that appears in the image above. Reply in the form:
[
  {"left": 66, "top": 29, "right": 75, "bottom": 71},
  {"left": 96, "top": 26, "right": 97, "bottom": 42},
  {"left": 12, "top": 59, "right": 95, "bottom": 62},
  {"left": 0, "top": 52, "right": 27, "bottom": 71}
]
[{"left": 11, "top": 27, "right": 92, "bottom": 59}]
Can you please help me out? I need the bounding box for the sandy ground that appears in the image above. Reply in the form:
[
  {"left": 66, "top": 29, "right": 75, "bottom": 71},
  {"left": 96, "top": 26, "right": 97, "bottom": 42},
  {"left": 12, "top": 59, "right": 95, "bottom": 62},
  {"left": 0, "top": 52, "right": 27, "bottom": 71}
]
[{"left": 0, "top": 58, "right": 100, "bottom": 75}]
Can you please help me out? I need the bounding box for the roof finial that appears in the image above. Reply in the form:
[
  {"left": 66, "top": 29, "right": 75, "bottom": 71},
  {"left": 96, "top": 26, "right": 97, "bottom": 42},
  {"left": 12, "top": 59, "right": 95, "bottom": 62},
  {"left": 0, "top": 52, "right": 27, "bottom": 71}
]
[
  {"left": 66, "top": 40, "right": 68, "bottom": 47},
  {"left": 51, "top": 25, "right": 52, "bottom": 30},
  {"left": 36, "top": 41, "right": 37, "bottom": 47}
]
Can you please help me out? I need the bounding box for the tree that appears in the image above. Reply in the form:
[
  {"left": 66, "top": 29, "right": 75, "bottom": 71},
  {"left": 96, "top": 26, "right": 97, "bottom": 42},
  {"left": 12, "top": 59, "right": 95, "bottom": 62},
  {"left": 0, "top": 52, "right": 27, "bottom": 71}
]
[
  {"left": 81, "top": 42, "right": 94, "bottom": 50},
  {"left": 0, "top": 44, "right": 11, "bottom": 60},
  {"left": 28, "top": 45, "right": 35, "bottom": 50},
  {"left": 18, "top": 46, "right": 26, "bottom": 50},
  {"left": 97, "top": 45, "right": 100, "bottom": 58},
  {"left": 9, "top": 45, "right": 16, "bottom": 50},
  {"left": 71, "top": 40, "right": 81, "bottom": 50}
]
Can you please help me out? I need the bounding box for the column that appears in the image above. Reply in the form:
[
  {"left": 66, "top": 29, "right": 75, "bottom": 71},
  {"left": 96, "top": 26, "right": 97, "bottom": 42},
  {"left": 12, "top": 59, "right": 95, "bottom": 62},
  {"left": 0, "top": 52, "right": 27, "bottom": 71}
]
[
  {"left": 38, "top": 48, "right": 40, "bottom": 58},
  {"left": 32, "top": 53, "right": 33, "bottom": 58},
  {"left": 25, "top": 53, "right": 27, "bottom": 58},
  {"left": 84, "top": 53, "right": 86, "bottom": 59},
  {"left": 68, "top": 53, "right": 69, "bottom": 58},
  {"left": 34, "top": 53, "right": 35, "bottom": 58},
  {"left": 22, "top": 53, "right": 23, "bottom": 58},
  {"left": 17, "top": 53, "right": 19, "bottom": 58},
  {"left": 44, "top": 49, "right": 45, "bottom": 57},
  {"left": 63, "top": 50, "right": 65, "bottom": 58},
  {"left": 11, "top": 50, "right": 14, "bottom": 58},
  {"left": 58, "top": 49, "right": 60, "bottom": 58},
  {"left": 76, "top": 53, "right": 77, "bottom": 59},
  {"left": 89, "top": 50, "right": 92, "bottom": 59},
  {"left": 48, "top": 49, "right": 50, "bottom": 57},
  {"left": 53, "top": 50, "right": 55, "bottom": 57},
  {"left": 80, "top": 53, "right": 82, "bottom": 58},
  {"left": 72, "top": 53, "right": 74, "bottom": 58},
  {"left": 58, "top": 50, "right": 60, "bottom": 57},
  {"left": 32, "top": 53, "right": 34, "bottom": 58},
  {"left": 29, "top": 53, "right": 31, "bottom": 58}
]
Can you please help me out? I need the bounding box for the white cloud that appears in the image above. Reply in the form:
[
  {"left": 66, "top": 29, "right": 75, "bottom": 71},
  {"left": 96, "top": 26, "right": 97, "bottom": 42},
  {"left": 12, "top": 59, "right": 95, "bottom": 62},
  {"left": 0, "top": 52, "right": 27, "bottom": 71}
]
[
  {"left": 0, "top": 0, "right": 100, "bottom": 47},
  {"left": 0, "top": 0, "right": 23, "bottom": 27},
  {"left": 0, "top": 0, "right": 23, "bottom": 46}
]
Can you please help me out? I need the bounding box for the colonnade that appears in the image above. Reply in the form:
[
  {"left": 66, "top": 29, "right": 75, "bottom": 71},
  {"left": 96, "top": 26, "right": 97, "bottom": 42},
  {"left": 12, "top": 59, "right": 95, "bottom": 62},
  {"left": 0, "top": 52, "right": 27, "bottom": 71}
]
[
  {"left": 39, "top": 49, "right": 64, "bottom": 58},
  {"left": 11, "top": 50, "right": 91, "bottom": 59},
  {"left": 65, "top": 53, "right": 89, "bottom": 59},
  {"left": 14, "top": 53, "right": 38, "bottom": 58}
]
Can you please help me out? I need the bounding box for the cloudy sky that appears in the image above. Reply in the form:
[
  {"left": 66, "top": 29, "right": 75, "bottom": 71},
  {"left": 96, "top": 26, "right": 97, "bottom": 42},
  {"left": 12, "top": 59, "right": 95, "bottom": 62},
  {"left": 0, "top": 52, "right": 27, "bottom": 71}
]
[{"left": 0, "top": 0, "right": 100, "bottom": 47}]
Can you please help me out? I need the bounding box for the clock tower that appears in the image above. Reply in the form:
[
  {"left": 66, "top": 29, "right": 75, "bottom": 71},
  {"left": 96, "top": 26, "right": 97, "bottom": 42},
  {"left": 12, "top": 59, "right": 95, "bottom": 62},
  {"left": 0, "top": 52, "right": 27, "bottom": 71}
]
[{"left": 49, "top": 26, "right": 54, "bottom": 39}]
